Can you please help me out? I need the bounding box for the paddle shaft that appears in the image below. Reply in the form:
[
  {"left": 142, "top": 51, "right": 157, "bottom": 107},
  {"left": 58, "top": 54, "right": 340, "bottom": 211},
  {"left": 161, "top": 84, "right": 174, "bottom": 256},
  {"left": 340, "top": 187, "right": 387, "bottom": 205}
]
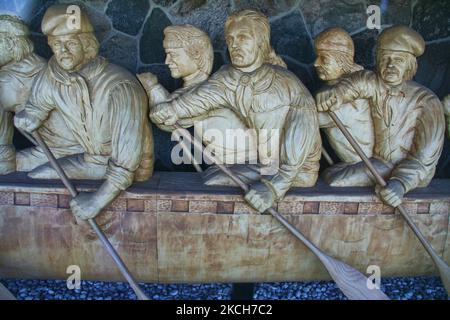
[
  {"left": 173, "top": 123, "right": 389, "bottom": 299},
  {"left": 26, "top": 131, "right": 149, "bottom": 300},
  {"left": 328, "top": 111, "right": 450, "bottom": 295}
]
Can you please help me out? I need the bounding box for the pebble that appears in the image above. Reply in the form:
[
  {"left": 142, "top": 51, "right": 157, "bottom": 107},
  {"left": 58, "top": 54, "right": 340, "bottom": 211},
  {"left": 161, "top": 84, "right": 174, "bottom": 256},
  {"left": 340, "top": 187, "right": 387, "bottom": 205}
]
[{"left": 0, "top": 276, "right": 447, "bottom": 300}]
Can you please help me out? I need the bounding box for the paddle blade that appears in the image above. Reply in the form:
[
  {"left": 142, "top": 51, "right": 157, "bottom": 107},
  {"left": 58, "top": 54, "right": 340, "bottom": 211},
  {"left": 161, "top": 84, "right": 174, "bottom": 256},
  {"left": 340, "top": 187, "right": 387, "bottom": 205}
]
[
  {"left": 436, "top": 256, "right": 450, "bottom": 297},
  {"left": 321, "top": 256, "right": 390, "bottom": 300},
  {"left": 0, "top": 283, "right": 16, "bottom": 300}
]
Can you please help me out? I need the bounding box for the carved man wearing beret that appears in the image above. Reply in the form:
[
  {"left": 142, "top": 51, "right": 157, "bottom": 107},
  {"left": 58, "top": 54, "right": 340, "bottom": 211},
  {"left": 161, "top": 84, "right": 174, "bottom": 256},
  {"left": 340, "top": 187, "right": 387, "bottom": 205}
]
[
  {"left": 14, "top": 5, "right": 154, "bottom": 220},
  {"left": 151, "top": 10, "right": 321, "bottom": 213},
  {"left": 316, "top": 26, "right": 445, "bottom": 207},
  {"left": 313, "top": 28, "right": 374, "bottom": 184},
  {"left": 0, "top": 14, "right": 82, "bottom": 175}
]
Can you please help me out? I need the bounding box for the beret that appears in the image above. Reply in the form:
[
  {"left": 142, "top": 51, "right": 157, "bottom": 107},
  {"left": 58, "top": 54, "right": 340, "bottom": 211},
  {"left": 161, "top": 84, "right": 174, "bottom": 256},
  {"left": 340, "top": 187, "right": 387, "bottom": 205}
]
[
  {"left": 314, "top": 27, "right": 354, "bottom": 57},
  {"left": 41, "top": 4, "right": 93, "bottom": 36},
  {"left": 378, "top": 25, "right": 425, "bottom": 57},
  {"left": 0, "top": 15, "right": 29, "bottom": 36}
]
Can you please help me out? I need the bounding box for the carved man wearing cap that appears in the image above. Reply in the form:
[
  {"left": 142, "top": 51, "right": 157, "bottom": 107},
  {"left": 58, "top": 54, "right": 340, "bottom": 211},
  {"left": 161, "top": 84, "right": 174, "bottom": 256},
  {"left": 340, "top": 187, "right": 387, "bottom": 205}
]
[
  {"left": 150, "top": 10, "right": 321, "bottom": 213},
  {"left": 0, "top": 14, "right": 81, "bottom": 175},
  {"left": 316, "top": 26, "right": 445, "bottom": 207},
  {"left": 14, "top": 5, "right": 154, "bottom": 220},
  {"left": 313, "top": 28, "right": 374, "bottom": 184}
]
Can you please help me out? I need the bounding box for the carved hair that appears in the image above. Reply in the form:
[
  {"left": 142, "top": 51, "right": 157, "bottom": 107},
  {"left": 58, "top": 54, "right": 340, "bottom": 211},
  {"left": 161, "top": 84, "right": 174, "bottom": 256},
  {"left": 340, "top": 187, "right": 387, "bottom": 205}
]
[
  {"left": 10, "top": 35, "right": 34, "bottom": 62},
  {"left": 163, "top": 25, "right": 213, "bottom": 76},
  {"left": 78, "top": 32, "right": 100, "bottom": 61},
  {"left": 376, "top": 49, "right": 417, "bottom": 81},
  {"left": 331, "top": 51, "right": 363, "bottom": 75},
  {"left": 224, "top": 10, "right": 286, "bottom": 68},
  {"left": 0, "top": 15, "right": 33, "bottom": 62}
]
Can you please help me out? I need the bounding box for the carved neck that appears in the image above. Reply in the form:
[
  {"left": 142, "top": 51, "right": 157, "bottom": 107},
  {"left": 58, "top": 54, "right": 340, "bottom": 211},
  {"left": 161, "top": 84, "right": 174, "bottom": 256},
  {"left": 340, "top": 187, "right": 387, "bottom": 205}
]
[
  {"left": 235, "top": 60, "right": 264, "bottom": 73},
  {"left": 183, "top": 70, "right": 208, "bottom": 88}
]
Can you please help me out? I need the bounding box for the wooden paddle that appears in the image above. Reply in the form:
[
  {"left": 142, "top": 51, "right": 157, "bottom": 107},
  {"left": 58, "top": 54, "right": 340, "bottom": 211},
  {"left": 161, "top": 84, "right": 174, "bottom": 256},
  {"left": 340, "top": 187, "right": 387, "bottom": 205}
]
[
  {"left": 20, "top": 130, "right": 149, "bottom": 301},
  {"left": 173, "top": 123, "right": 390, "bottom": 300},
  {"left": 327, "top": 111, "right": 450, "bottom": 296},
  {"left": 0, "top": 282, "right": 15, "bottom": 300}
]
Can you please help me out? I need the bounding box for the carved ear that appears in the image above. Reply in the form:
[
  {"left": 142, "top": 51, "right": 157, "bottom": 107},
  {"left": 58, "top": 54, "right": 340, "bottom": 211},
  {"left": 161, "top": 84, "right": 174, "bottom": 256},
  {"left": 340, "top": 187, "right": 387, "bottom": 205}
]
[{"left": 4, "top": 36, "right": 15, "bottom": 52}]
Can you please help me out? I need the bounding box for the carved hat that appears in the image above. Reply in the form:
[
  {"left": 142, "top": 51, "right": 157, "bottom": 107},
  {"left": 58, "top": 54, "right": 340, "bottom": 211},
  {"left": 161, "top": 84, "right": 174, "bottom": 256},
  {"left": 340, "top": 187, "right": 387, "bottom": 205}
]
[
  {"left": 377, "top": 25, "right": 425, "bottom": 57},
  {"left": 41, "top": 5, "right": 94, "bottom": 36},
  {"left": 0, "top": 15, "right": 29, "bottom": 36},
  {"left": 314, "top": 27, "right": 354, "bottom": 57}
]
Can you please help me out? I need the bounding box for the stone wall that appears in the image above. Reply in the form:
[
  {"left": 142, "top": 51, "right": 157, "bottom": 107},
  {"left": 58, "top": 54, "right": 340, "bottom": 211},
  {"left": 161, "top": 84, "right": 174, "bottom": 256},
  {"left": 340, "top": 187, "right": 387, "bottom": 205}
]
[{"left": 8, "top": 0, "right": 450, "bottom": 175}]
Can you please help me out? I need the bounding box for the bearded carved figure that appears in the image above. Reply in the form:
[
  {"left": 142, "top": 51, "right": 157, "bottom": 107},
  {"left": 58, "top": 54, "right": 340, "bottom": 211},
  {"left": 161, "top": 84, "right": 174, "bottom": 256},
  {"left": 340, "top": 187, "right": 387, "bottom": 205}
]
[
  {"left": 313, "top": 28, "right": 375, "bottom": 183},
  {"left": 150, "top": 10, "right": 321, "bottom": 213},
  {"left": 138, "top": 24, "right": 259, "bottom": 169},
  {"left": 316, "top": 25, "right": 445, "bottom": 207},
  {"left": 0, "top": 14, "right": 82, "bottom": 175},
  {"left": 14, "top": 5, "right": 154, "bottom": 220}
]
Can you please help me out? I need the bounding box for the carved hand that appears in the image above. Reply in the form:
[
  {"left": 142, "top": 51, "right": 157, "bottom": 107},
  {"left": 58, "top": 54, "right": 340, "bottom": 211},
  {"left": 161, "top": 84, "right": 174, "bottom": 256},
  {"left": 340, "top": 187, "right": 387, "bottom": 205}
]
[
  {"left": 137, "top": 72, "right": 159, "bottom": 92},
  {"left": 375, "top": 180, "right": 405, "bottom": 208},
  {"left": 315, "top": 88, "right": 342, "bottom": 112},
  {"left": 70, "top": 192, "right": 103, "bottom": 220},
  {"left": 150, "top": 102, "right": 178, "bottom": 126},
  {"left": 14, "top": 110, "right": 42, "bottom": 133},
  {"left": 244, "top": 182, "right": 275, "bottom": 213}
]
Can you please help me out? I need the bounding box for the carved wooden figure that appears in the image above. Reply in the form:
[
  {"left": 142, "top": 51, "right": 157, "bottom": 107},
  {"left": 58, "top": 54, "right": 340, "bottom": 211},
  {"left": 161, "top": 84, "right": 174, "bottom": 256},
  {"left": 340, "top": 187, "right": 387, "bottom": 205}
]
[
  {"left": 316, "top": 25, "right": 446, "bottom": 208},
  {"left": 139, "top": 24, "right": 259, "bottom": 172},
  {"left": 0, "top": 14, "right": 82, "bottom": 175},
  {"left": 150, "top": 10, "right": 321, "bottom": 213},
  {"left": 14, "top": 5, "right": 154, "bottom": 220},
  {"left": 313, "top": 28, "right": 375, "bottom": 183}
]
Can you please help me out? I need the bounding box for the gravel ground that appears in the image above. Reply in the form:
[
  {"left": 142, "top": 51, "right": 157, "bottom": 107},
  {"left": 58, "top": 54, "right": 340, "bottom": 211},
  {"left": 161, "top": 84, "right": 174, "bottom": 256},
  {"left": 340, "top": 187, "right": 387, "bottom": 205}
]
[{"left": 1, "top": 276, "right": 448, "bottom": 300}]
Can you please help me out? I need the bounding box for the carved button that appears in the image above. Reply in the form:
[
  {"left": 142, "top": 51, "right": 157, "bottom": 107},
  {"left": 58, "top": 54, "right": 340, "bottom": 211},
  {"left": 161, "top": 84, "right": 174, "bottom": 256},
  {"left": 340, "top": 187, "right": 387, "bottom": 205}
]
[{"left": 239, "top": 75, "right": 251, "bottom": 85}]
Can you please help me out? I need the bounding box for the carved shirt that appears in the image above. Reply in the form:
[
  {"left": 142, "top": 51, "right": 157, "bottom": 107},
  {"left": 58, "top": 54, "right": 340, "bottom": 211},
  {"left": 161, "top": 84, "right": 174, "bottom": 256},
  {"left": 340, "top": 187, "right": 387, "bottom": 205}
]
[
  {"left": 318, "top": 75, "right": 374, "bottom": 163},
  {"left": 164, "top": 63, "right": 322, "bottom": 200},
  {"left": 0, "top": 53, "right": 81, "bottom": 154},
  {"left": 24, "top": 56, "right": 153, "bottom": 190},
  {"left": 337, "top": 70, "right": 445, "bottom": 192}
]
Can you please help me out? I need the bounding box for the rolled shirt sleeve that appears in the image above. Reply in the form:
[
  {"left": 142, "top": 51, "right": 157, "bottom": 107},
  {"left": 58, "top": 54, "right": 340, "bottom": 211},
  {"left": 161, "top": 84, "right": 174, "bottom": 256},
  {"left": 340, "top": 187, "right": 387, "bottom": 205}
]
[
  {"left": 264, "top": 103, "right": 321, "bottom": 200},
  {"left": 24, "top": 69, "right": 56, "bottom": 123},
  {"left": 168, "top": 74, "right": 229, "bottom": 120},
  {"left": 106, "top": 81, "right": 147, "bottom": 190},
  {"left": 390, "top": 95, "right": 445, "bottom": 192}
]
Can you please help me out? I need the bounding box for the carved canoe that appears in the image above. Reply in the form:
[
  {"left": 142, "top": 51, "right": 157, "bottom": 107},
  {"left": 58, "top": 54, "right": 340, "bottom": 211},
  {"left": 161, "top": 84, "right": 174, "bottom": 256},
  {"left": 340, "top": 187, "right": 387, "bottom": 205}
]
[{"left": 0, "top": 172, "right": 449, "bottom": 283}]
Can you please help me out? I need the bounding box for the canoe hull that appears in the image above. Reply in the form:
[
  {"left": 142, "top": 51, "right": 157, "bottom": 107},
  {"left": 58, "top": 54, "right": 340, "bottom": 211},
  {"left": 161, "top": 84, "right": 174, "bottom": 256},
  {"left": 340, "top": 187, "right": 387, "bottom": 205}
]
[{"left": 0, "top": 172, "right": 449, "bottom": 283}]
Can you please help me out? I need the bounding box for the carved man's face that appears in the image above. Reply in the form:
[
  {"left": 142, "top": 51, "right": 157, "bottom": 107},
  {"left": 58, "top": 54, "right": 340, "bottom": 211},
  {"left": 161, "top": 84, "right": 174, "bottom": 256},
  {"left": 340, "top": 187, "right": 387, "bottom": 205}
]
[
  {"left": 377, "top": 50, "right": 410, "bottom": 86},
  {"left": 49, "top": 34, "right": 85, "bottom": 72},
  {"left": 164, "top": 46, "right": 198, "bottom": 79},
  {"left": 225, "top": 21, "right": 260, "bottom": 69},
  {"left": 314, "top": 50, "right": 345, "bottom": 81}
]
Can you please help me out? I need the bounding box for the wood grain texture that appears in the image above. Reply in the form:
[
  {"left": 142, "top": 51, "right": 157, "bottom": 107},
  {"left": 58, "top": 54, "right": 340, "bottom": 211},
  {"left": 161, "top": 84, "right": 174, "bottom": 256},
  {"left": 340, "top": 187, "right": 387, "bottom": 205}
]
[{"left": 0, "top": 172, "right": 449, "bottom": 282}]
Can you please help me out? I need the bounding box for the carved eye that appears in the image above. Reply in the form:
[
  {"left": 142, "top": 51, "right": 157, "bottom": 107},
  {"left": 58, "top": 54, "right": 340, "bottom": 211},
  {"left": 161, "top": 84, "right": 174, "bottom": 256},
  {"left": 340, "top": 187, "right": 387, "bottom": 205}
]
[{"left": 66, "top": 41, "right": 79, "bottom": 49}]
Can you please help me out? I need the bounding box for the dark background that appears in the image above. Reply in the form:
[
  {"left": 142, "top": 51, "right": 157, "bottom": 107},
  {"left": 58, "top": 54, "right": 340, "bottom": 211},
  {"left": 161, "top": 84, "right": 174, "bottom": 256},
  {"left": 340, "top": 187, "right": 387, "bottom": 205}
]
[{"left": 9, "top": 0, "right": 450, "bottom": 177}]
